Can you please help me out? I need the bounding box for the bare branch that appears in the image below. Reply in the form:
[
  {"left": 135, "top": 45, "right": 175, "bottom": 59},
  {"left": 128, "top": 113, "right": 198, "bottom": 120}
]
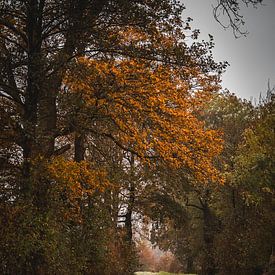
[{"left": 213, "top": 0, "right": 263, "bottom": 37}]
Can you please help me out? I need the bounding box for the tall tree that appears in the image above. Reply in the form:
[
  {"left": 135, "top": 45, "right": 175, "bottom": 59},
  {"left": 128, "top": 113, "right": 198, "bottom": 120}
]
[{"left": 0, "top": 1, "right": 225, "bottom": 273}]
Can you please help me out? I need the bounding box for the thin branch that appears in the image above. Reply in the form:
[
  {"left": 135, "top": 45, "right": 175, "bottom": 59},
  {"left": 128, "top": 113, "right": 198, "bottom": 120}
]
[
  {"left": 53, "top": 144, "right": 71, "bottom": 156},
  {"left": 0, "top": 84, "right": 23, "bottom": 106},
  {"left": 186, "top": 202, "right": 204, "bottom": 211},
  {"left": 213, "top": 0, "right": 264, "bottom": 37}
]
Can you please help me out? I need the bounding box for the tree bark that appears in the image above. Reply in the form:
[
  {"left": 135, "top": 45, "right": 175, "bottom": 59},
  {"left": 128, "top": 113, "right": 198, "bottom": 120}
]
[
  {"left": 201, "top": 204, "right": 218, "bottom": 275},
  {"left": 125, "top": 182, "right": 135, "bottom": 244},
  {"left": 125, "top": 154, "right": 136, "bottom": 244}
]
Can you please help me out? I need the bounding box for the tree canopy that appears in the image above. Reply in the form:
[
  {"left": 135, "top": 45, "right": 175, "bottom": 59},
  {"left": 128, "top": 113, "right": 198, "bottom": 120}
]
[{"left": 0, "top": 1, "right": 273, "bottom": 274}]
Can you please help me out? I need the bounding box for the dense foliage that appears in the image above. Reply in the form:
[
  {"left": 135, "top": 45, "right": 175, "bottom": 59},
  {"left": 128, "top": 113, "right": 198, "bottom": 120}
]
[{"left": 0, "top": 1, "right": 273, "bottom": 275}]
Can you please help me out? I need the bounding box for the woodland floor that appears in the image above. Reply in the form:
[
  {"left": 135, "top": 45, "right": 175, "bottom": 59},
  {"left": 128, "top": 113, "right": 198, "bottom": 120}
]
[{"left": 135, "top": 272, "right": 196, "bottom": 275}]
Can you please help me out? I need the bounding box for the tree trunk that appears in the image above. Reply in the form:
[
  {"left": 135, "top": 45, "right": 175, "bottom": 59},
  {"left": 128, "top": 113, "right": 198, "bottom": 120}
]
[
  {"left": 125, "top": 182, "right": 135, "bottom": 244},
  {"left": 201, "top": 204, "right": 218, "bottom": 275},
  {"left": 125, "top": 154, "right": 136, "bottom": 244},
  {"left": 74, "top": 133, "right": 85, "bottom": 162},
  {"left": 186, "top": 256, "right": 195, "bottom": 274}
]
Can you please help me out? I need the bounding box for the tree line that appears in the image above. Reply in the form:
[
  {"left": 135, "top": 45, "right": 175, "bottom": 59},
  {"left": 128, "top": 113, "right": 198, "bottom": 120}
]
[{"left": 0, "top": 0, "right": 273, "bottom": 274}]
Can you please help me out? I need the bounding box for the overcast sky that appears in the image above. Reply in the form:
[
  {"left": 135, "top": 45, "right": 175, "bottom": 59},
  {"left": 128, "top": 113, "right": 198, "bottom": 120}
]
[{"left": 183, "top": 0, "right": 275, "bottom": 100}]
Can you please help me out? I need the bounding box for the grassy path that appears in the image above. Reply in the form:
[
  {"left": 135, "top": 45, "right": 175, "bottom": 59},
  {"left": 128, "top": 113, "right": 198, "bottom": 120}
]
[{"left": 135, "top": 272, "right": 196, "bottom": 275}]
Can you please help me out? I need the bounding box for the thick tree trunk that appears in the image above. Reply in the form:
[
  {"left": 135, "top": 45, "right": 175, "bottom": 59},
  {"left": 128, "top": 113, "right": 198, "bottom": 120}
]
[
  {"left": 20, "top": 2, "right": 59, "bottom": 273},
  {"left": 201, "top": 204, "right": 218, "bottom": 275}
]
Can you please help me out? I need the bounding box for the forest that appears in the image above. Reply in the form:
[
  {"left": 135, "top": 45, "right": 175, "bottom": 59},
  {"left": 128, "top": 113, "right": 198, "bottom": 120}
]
[{"left": 0, "top": 0, "right": 274, "bottom": 274}]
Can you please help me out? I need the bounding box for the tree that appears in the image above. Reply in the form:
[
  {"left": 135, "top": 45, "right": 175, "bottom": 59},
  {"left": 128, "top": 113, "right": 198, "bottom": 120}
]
[
  {"left": 0, "top": 0, "right": 225, "bottom": 273},
  {"left": 217, "top": 92, "right": 275, "bottom": 274},
  {"left": 142, "top": 92, "right": 258, "bottom": 275}
]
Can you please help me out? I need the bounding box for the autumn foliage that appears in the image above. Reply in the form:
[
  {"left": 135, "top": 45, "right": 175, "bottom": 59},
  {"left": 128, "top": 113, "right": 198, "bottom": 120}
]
[
  {"left": 65, "top": 57, "right": 223, "bottom": 181},
  {"left": 1, "top": 0, "right": 273, "bottom": 274}
]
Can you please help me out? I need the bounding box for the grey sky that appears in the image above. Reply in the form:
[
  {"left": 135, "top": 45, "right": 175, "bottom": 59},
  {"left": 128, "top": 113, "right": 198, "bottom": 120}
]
[{"left": 183, "top": 0, "right": 275, "bottom": 100}]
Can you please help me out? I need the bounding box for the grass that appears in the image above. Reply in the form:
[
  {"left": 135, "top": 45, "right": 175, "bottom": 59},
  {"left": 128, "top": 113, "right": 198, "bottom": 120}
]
[{"left": 135, "top": 272, "right": 196, "bottom": 275}]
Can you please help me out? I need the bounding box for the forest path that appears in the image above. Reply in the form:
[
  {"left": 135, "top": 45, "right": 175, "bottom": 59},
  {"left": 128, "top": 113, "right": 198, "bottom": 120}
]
[{"left": 135, "top": 272, "right": 196, "bottom": 275}]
